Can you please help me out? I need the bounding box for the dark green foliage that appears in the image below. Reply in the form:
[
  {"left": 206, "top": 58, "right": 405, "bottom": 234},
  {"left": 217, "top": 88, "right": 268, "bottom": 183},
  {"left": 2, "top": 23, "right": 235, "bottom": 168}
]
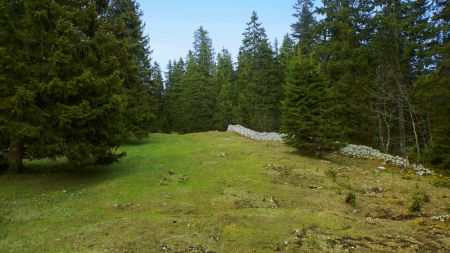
[
  {"left": 162, "top": 59, "right": 186, "bottom": 132},
  {"left": 291, "top": 0, "right": 317, "bottom": 54},
  {"left": 279, "top": 35, "right": 295, "bottom": 71},
  {"left": 409, "top": 185, "right": 430, "bottom": 213},
  {"left": 107, "top": 0, "right": 157, "bottom": 138},
  {"left": 237, "top": 12, "right": 283, "bottom": 132},
  {"left": 410, "top": 194, "right": 422, "bottom": 213},
  {"left": 413, "top": 0, "right": 450, "bottom": 169},
  {"left": 0, "top": 0, "right": 158, "bottom": 172},
  {"left": 148, "top": 62, "right": 165, "bottom": 131},
  {"left": 345, "top": 191, "right": 357, "bottom": 206},
  {"left": 162, "top": 27, "right": 216, "bottom": 133},
  {"left": 315, "top": 0, "right": 374, "bottom": 145},
  {"left": 213, "top": 49, "right": 237, "bottom": 130},
  {"left": 281, "top": 56, "right": 335, "bottom": 154}
]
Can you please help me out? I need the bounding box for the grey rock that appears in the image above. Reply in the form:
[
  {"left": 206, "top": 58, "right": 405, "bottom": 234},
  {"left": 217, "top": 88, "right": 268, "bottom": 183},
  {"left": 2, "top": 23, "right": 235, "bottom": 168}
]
[{"left": 227, "top": 125, "right": 286, "bottom": 142}]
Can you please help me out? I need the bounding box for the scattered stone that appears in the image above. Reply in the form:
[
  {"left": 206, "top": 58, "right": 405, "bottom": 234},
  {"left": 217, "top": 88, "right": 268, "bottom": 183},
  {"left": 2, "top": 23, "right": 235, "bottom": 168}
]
[
  {"left": 340, "top": 144, "right": 433, "bottom": 176},
  {"left": 160, "top": 177, "right": 169, "bottom": 185},
  {"left": 227, "top": 125, "right": 433, "bottom": 176},
  {"left": 430, "top": 215, "right": 449, "bottom": 222},
  {"left": 219, "top": 152, "right": 227, "bottom": 158}
]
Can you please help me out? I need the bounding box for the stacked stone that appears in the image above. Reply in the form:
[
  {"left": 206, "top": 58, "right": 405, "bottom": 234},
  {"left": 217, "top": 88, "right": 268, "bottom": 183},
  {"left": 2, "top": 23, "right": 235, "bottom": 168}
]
[
  {"left": 226, "top": 125, "right": 433, "bottom": 176},
  {"left": 227, "top": 125, "right": 286, "bottom": 142},
  {"left": 340, "top": 144, "right": 432, "bottom": 175},
  {"left": 412, "top": 164, "right": 433, "bottom": 176}
]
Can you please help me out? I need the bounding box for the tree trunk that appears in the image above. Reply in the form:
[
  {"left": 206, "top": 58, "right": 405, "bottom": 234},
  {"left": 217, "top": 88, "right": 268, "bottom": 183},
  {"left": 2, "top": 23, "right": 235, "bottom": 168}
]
[
  {"left": 7, "top": 140, "right": 24, "bottom": 173},
  {"left": 397, "top": 96, "right": 406, "bottom": 155}
]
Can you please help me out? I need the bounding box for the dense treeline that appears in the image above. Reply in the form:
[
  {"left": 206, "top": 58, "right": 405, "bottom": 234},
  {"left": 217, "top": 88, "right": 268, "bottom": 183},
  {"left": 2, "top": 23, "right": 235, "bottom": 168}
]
[
  {"left": 1, "top": 0, "right": 448, "bottom": 172},
  {"left": 163, "top": 0, "right": 449, "bottom": 169},
  {"left": 0, "top": 0, "right": 162, "bottom": 172}
]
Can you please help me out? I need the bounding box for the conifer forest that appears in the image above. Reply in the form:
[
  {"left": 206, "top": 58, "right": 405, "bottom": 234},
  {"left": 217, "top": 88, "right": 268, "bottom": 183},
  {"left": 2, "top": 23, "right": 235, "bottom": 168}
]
[{"left": 0, "top": 0, "right": 449, "bottom": 252}]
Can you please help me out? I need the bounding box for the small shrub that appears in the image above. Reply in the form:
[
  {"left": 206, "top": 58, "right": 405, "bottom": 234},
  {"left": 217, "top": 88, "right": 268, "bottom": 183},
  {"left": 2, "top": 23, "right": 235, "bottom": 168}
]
[
  {"left": 326, "top": 169, "right": 338, "bottom": 182},
  {"left": 410, "top": 194, "right": 423, "bottom": 213},
  {"left": 345, "top": 191, "right": 356, "bottom": 206},
  {"left": 409, "top": 187, "right": 431, "bottom": 213}
]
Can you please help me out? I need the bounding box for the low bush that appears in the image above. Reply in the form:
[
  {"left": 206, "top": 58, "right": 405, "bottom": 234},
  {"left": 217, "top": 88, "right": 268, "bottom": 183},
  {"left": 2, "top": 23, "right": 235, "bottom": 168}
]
[{"left": 345, "top": 191, "right": 357, "bottom": 206}]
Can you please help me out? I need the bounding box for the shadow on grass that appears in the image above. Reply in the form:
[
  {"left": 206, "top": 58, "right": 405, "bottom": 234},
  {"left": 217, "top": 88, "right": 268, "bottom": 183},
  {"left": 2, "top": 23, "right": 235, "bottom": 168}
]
[
  {"left": 123, "top": 137, "right": 151, "bottom": 146},
  {"left": 0, "top": 158, "right": 136, "bottom": 194},
  {"left": 284, "top": 149, "right": 329, "bottom": 161}
]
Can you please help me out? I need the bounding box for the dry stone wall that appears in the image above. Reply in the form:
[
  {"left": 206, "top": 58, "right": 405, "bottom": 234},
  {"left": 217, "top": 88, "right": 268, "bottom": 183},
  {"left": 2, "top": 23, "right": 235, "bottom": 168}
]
[
  {"left": 227, "top": 125, "right": 433, "bottom": 176},
  {"left": 227, "top": 125, "right": 286, "bottom": 142}
]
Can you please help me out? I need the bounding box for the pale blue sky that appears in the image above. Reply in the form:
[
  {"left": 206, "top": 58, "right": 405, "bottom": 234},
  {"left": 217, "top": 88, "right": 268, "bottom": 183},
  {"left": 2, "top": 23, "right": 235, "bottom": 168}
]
[{"left": 137, "top": 0, "right": 301, "bottom": 69}]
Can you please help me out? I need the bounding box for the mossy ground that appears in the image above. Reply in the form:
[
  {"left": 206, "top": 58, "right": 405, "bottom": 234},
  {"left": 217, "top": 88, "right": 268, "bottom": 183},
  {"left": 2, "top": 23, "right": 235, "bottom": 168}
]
[{"left": 0, "top": 132, "right": 449, "bottom": 252}]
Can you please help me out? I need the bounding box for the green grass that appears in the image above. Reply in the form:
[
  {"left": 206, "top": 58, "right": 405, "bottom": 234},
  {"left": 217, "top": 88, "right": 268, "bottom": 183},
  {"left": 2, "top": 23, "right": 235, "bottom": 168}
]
[{"left": 1, "top": 132, "right": 449, "bottom": 252}]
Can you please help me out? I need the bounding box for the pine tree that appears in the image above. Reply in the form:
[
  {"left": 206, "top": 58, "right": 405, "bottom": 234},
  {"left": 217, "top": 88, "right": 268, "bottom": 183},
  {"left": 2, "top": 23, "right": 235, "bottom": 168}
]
[
  {"left": 213, "top": 49, "right": 236, "bottom": 130},
  {"left": 414, "top": 0, "right": 450, "bottom": 169},
  {"left": 149, "top": 62, "right": 164, "bottom": 131},
  {"left": 180, "top": 27, "right": 216, "bottom": 132},
  {"left": 237, "top": 11, "right": 282, "bottom": 131},
  {"left": 315, "top": 0, "right": 374, "bottom": 144},
  {"left": 291, "top": 0, "right": 317, "bottom": 54},
  {"left": 162, "top": 58, "right": 186, "bottom": 132},
  {"left": 281, "top": 55, "right": 333, "bottom": 154},
  {"left": 0, "top": 0, "right": 128, "bottom": 172},
  {"left": 107, "top": 0, "right": 156, "bottom": 138},
  {"left": 279, "top": 34, "right": 295, "bottom": 70}
]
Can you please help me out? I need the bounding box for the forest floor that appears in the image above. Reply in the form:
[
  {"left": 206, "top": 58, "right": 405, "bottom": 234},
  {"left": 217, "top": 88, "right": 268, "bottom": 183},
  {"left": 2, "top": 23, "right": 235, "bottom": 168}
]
[{"left": 0, "top": 132, "right": 449, "bottom": 252}]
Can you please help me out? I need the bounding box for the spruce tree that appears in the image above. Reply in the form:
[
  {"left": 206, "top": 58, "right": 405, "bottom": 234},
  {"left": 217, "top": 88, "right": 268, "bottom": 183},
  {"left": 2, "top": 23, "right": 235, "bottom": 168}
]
[
  {"left": 107, "top": 0, "right": 156, "bottom": 138},
  {"left": 149, "top": 62, "right": 164, "bottom": 131},
  {"left": 237, "top": 12, "right": 282, "bottom": 131},
  {"left": 281, "top": 55, "right": 333, "bottom": 154},
  {"left": 0, "top": 0, "right": 128, "bottom": 172},
  {"left": 291, "top": 0, "right": 317, "bottom": 54},
  {"left": 414, "top": 0, "right": 450, "bottom": 169},
  {"left": 279, "top": 34, "right": 296, "bottom": 71},
  {"left": 213, "top": 49, "right": 236, "bottom": 130},
  {"left": 315, "top": 0, "right": 374, "bottom": 144},
  {"left": 162, "top": 58, "right": 186, "bottom": 132},
  {"left": 179, "top": 27, "right": 216, "bottom": 132}
]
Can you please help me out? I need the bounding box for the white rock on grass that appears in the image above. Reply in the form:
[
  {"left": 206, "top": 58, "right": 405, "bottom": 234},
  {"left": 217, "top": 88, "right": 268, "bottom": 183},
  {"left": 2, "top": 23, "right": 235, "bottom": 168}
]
[
  {"left": 340, "top": 144, "right": 432, "bottom": 176},
  {"left": 227, "top": 125, "right": 286, "bottom": 142},
  {"left": 226, "top": 125, "right": 433, "bottom": 176}
]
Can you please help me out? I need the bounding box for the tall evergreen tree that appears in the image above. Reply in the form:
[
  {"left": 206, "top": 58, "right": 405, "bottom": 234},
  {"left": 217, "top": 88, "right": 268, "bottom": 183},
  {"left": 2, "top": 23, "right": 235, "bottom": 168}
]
[
  {"left": 149, "top": 62, "right": 164, "bottom": 131},
  {"left": 0, "top": 0, "right": 128, "bottom": 172},
  {"left": 181, "top": 27, "right": 216, "bottom": 132},
  {"left": 315, "top": 0, "right": 374, "bottom": 144},
  {"left": 162, "top": 58, "right": 185, "bottom": 132},
  {"left": 414, "top": 0, "right": 450, "bottom": 168},
  {"left": 279, "top": 34, "right": 296, "bottom": 70},
  {"left": 237, "top": 12, "right": 283, "bottom": 131},
  {"left": 291, "top": 0, "right": 317, "bottom": 54},
  {"left": 107, "top": 0, "right": 156, "bottom": 138},
  {"left": 213, "top": 49, "right": 236, "bottom": 130},
  {"left": 281, "top": 55, "right": 333, "bottom": 154}
]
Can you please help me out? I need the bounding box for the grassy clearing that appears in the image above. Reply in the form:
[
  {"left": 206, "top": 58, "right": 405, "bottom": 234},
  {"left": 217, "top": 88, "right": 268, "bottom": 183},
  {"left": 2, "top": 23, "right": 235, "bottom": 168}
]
[{"left": 0, "top": 132, "right": 449, "bottom": 252}]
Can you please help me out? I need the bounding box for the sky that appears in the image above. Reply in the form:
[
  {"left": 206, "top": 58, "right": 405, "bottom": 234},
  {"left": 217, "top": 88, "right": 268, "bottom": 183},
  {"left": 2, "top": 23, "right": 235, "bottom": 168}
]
[{"left": 137, "top": 0, "right": 298, "bottom": 70}]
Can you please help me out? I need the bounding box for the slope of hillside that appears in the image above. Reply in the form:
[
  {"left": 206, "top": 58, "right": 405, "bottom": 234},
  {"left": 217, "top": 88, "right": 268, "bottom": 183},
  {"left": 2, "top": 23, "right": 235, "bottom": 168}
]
[{"left": 0, "top": 132, "right": 449, "bottom": 252}]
